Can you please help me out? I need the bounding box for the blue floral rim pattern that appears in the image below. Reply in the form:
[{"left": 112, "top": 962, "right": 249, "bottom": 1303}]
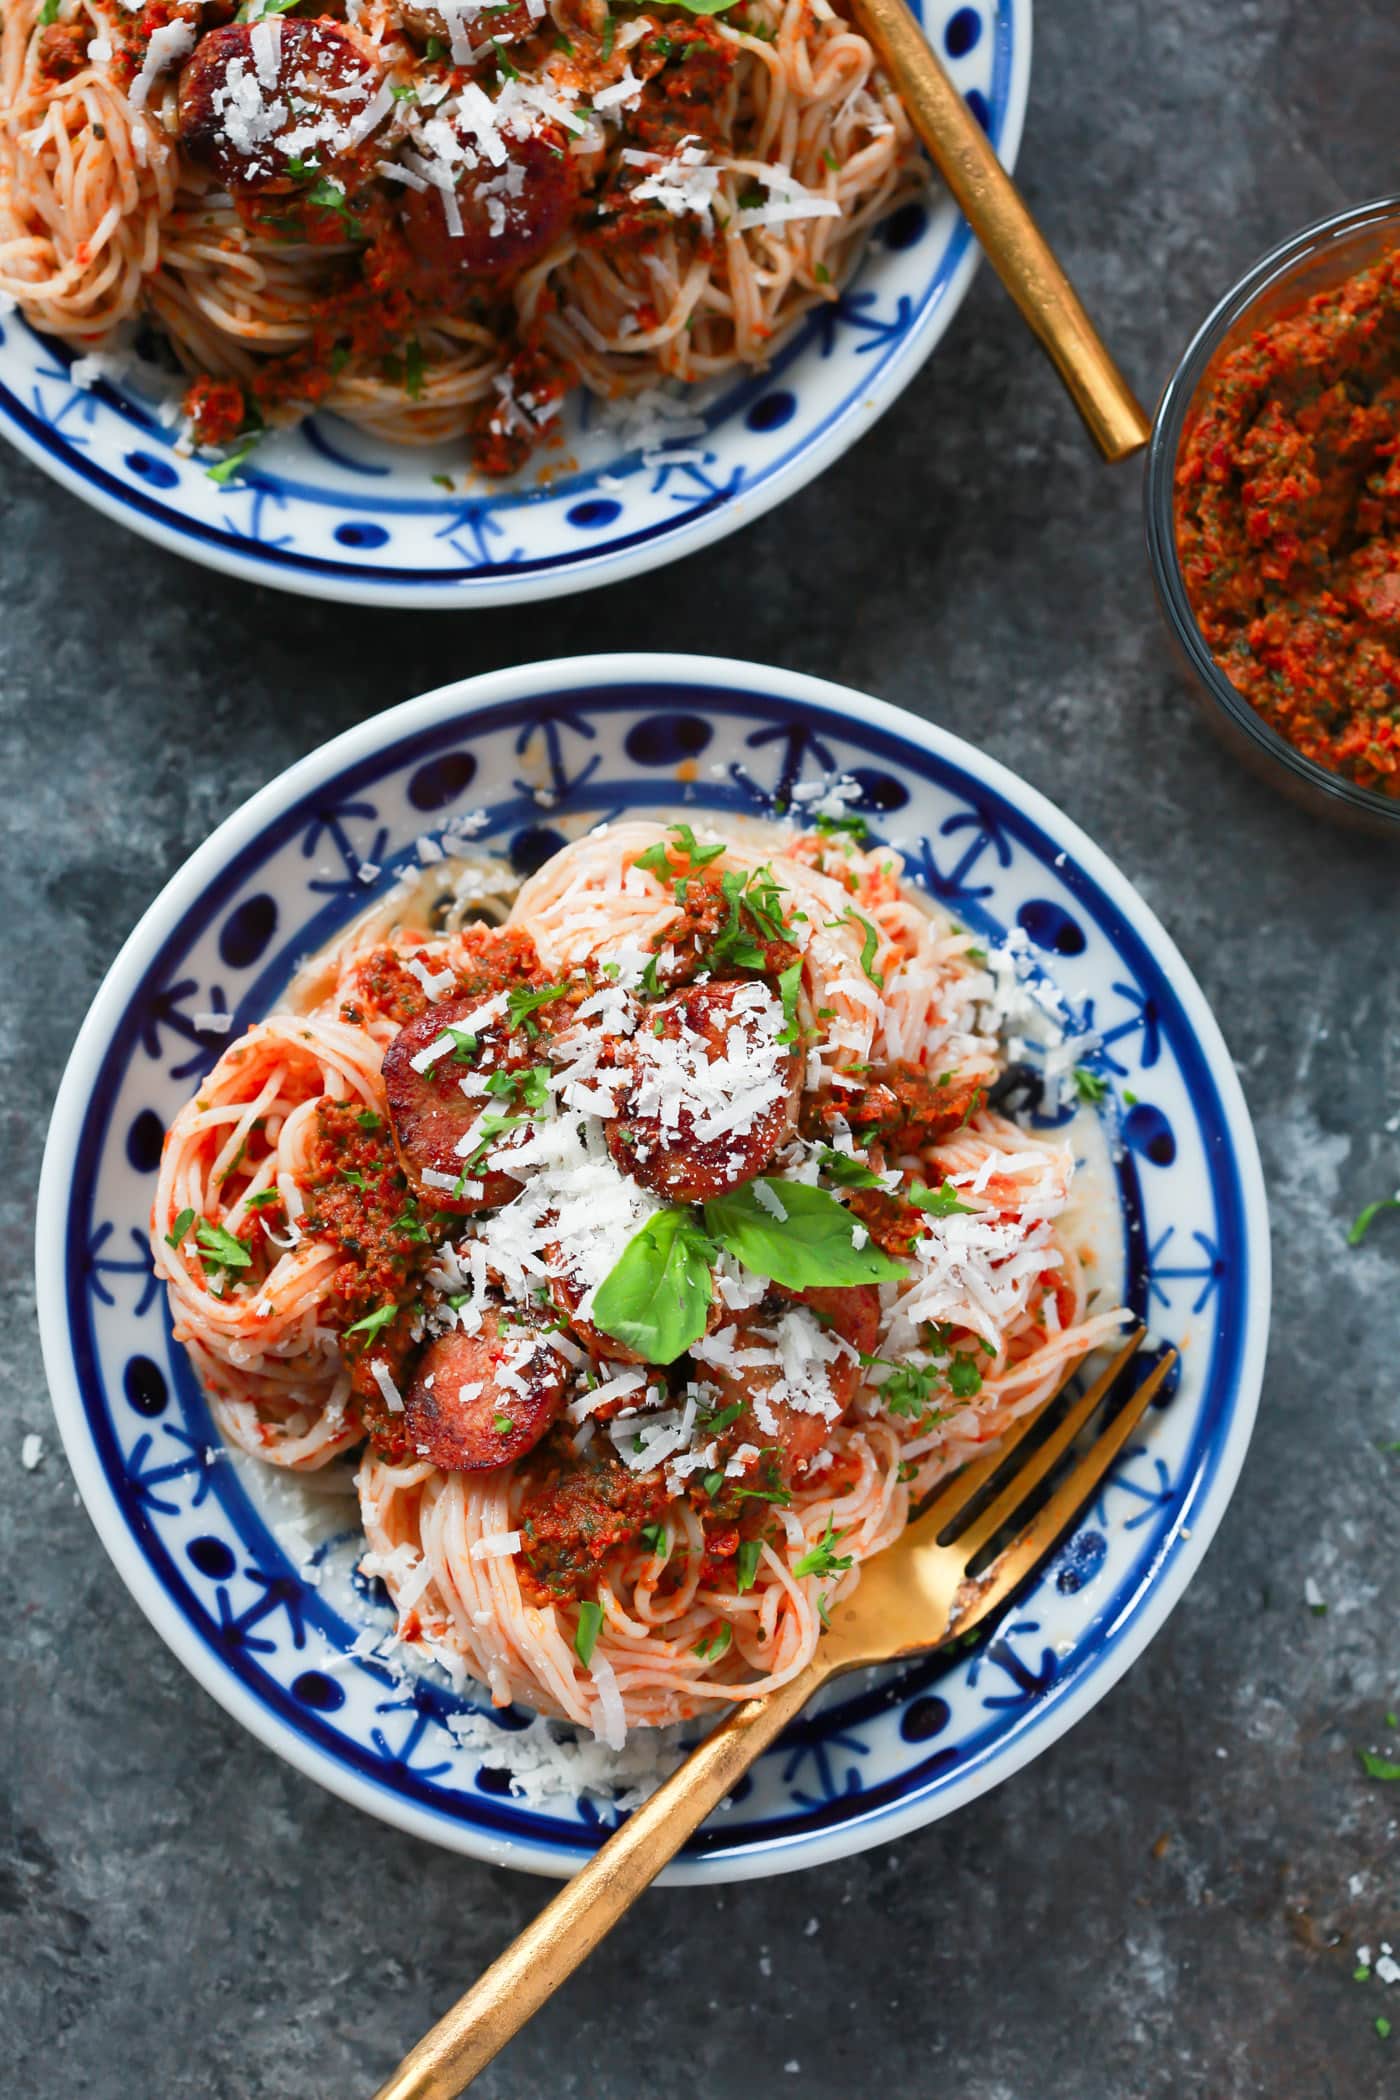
[
  {"left": 0, "top": 6, "right": 1025, "bottom": 604},
  {"left": 36, "top": 658, "right": 1269, "bottom": 1881}
]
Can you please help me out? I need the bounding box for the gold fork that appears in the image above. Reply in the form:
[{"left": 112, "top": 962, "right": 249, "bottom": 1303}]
[{"left": 371, "top": 1325, "right": 1174, "bottom": 2100}]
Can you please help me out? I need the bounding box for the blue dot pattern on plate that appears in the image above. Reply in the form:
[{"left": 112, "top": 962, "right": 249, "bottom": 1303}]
[
  {"left": 126, "top": 1108, "right": 164, "bottom": 1173},
  {"left": 624, "top": 713, "right": 713, "bottom": 765},
  {"left": 123, "top": 1355, "right": 168, "bottom": 1418},
  {"left": 945, "top": 4, "right": 982, "bottom": 55},
  {"left": 0, "top": 2, "right": 1026, "bottom": 600},
  {"left": 408, "top": 750, "right": 477, "bottom": 811},
  {"left": 1017, "top": 899, "right": 1086, "bottom": 956},
  {"left": 124, "top": 451, "right": 179, "bottom": 490},
  {"left": 1124, "top": 1102, "right": 1177, "bottom": 1167},
  {"left": 745, "top": 392, "right": 796, "bottom": 433},
  {"left": 334, "top": 522, "right": 389, "bottom": 549},
  {"left": 51, "top": 674, "right": 1258, "bottom": 1878},
  {"left": 219, "top": 893, "right": 278, "bottom": 969},
  {"left": 293, "top": 1670, "right": 347, "bottom": 1712},
  {"left": 188, "top": 1535, "right": 236, "bottom": 1581}
]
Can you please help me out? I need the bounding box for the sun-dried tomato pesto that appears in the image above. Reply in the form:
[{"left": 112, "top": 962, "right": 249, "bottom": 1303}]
[{"left": 1174, "top": 249, "right": 1400, "bottom": 795}]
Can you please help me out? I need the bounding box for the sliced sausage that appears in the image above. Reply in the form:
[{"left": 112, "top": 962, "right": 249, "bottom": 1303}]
[
  {"left": 604, "top": 979, "right": 801, "bottom": 1204},
  {"left": 708, "top": 1285, "right": 880, "bottom": 1483},
  {"left": 544, "top": 1251, "right": 647, "bottom": 1367},
  {"left": 403, "top": 1313, "right": 569, "bottom": 1470},
  {"left": 802, "top": 1062, "right": 985, "bottom": 1152},
  {"left": 381, "top": 994, "right": 539, "bottom": 1214},
  {"left": 398, "top": 0, "right": 538, "bottom": 48},
  {"left": 178, "top": 20, "right": 387, "bottom": 192},
  {"left": 398, "top": 125, "right": 578, "bottom": 281}
]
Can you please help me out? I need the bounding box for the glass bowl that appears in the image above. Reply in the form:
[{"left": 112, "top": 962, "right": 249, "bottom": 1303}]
[{"left": 1145, "top": 196, "right": 1400, "bottom": 837}]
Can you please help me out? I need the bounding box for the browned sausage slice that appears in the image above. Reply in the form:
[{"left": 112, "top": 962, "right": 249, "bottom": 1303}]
[
  {"left": 381, "top": 994, "right": 538, "bottom": 1214},
  {"left": 399, "top": 126, "right": 579, "bottom": 282},
  {"left": 403, "top": 1313, "right": 569, "bottom": 1470},
  {"left": 604, "top": 980, "right": 801, "bottom": 1204},
  {"left": 707, "top": 1284, "right": 880, "bottom": 1482},
  {"left": 178, "top": 20, "right": 387, "bottom": 192}
]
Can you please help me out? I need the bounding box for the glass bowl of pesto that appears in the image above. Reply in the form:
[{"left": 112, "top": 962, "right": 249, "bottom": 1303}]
[{"left": 1146, "top": 195, "right": 1400, "bottom": 836}]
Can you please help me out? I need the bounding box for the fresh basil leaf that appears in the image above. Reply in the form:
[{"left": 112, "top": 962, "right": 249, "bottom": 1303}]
[
  {"left": 591, "top": 1208, "right": 716, "bottom": 1364},
  {"left": 816, "top": 1146, "right": 883, "bottom": 1189},
  {"left": 703, "top": 1179, "right": 905, "bottom": 1290}
]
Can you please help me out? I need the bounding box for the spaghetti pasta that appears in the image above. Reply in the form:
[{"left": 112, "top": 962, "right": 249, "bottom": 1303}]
[
  {"left": 0, "top": 0, "right": 924, "bottom": 474},
  {"left": 151, "top": 814, "right": 1126, "bottom": 1742}
]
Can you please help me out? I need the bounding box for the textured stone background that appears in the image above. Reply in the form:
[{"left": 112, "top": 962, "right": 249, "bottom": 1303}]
[{"left": 6, "top": 2, "right": 1400, "bottom": 2094}]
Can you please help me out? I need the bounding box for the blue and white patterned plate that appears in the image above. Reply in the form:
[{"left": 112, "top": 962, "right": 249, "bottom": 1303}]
[
  {"left": 35, "top": 655, "right": 1270, "bottom": 1880},
  {"left": 0, "top": 2, "right": 1026, "bottom": 607}
]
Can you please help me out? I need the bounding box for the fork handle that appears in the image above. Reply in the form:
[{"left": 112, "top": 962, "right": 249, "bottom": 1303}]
[
  {"left": 369, "top": 1660, "right": 828, "bottom": 2100},
  {"left": 847, "top": 0, "right": 1151, "bottom": 462}
]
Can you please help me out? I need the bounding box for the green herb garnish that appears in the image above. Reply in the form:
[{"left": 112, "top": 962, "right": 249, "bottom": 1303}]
[
  {"left": 591, "top": 1207, "right": 717, "bottom": 1363},
  {"left": 574, "top": 1599, "right": 603, "bottom": 1666},
  {"left": 793, "top": 1516, "right": 853, "bottom": 1581},
  {"left": 344, "top": 1302, "right": 399, "bottom": 1344},
  {"left": 1349, "top": 1195, "right": 1400, "bottom": 1246},
  {"left": 909, "top": 1179, "right": 975, "bottom": 1218},
  {"left": 736, "top": 1539, "right": 762, "bottom": 1592},
  {"left": 165, "top": 1207, "right": 196, "bottom": 1248},
  {"left": 702, "top": 1179, "right": 905, "bottom": 1291}
]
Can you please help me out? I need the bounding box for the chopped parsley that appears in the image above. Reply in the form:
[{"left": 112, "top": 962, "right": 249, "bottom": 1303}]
[
  {"left": 403, "top": 338, "right": 425, "bottom": 399},
  {"left": 355, "top": 1107, "right": 383, "bottom": 1132},
  {"left": 1074, "top": 1066, "right": 1108, "bottom": 1105},
  {"left": 842, "top": 908, "right": 883, "bottom": 986},
  {"left": 736, "top": 1539, "right": 762, "bottom": 1592},
  {"left": 491, "top": 36, "right": 521, "bottom": 77},
  {"left": 640, "top": 1522, "right": 669, "bottom": 1558},
  {"left": 946, "top": 1355, "right": 983, "bottom": 1399},
  {"left": 776, "top": 958, "right": 803, "bottom": 1045},
  {"left": 344, "top": 1302, "right": 399, "bottom": 1345},
  {"left": 1357, "top": 1749, "right": 1400, "bottom": 1782},
  {"left": 194, "top": 1220, "right": 251, "bottom": 1278},
  {"left": 574, "top": 1598, "right": 603, "bottom": 1666},
  {"left": 693, "top": 1625, "right": 732, "bottom": 1662},
  {"left": 165, "top": 1207, "right": 196, "bottom": 1249},
  {"left": 634, "top": 822, "right": 726, "bottom": 880},
  {"left": 206, "top": 438, "right": 259, "bottom": 486},
  {"left": 506, "top": 982, "right": 570, "bottom": 1034},
  {"left": 909, "top": 1179, "right": 975, "bottom": 1218},
  {"left": 1349, "top": 1195, "right": 1400, "bottom": 1246},
  {"left": 492, "top": 1413, "right": 515, "bottom": 1436},
  {"left": 793, "top": 1517, "right": 853, "bottom": 1581}
]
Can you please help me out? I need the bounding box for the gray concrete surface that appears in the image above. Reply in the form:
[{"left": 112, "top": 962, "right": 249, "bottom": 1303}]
[{"left": 5, "top": 2, "right": 1399, "bottom": 2094}]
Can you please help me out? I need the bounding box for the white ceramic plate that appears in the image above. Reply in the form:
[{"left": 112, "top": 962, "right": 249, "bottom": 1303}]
[
  {"left": 0, "top": 1, "right": 1028, "bottom": 605},
  {"left": 35, "top": 653, "right": 1270, "bottom": 1880}
]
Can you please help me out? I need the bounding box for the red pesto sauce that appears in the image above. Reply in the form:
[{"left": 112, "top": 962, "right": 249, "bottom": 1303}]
[{"left": 1174, "top": 248, "right": 1400, "bottom": 796}]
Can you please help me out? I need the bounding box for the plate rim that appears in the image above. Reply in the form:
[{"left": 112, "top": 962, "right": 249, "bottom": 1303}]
[
  {"left": 0, "top": 2, "right": 1031, "bottom": 608},
  {"left": 34, "top": 649, "right": 1271, "bottom": 1882}
]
